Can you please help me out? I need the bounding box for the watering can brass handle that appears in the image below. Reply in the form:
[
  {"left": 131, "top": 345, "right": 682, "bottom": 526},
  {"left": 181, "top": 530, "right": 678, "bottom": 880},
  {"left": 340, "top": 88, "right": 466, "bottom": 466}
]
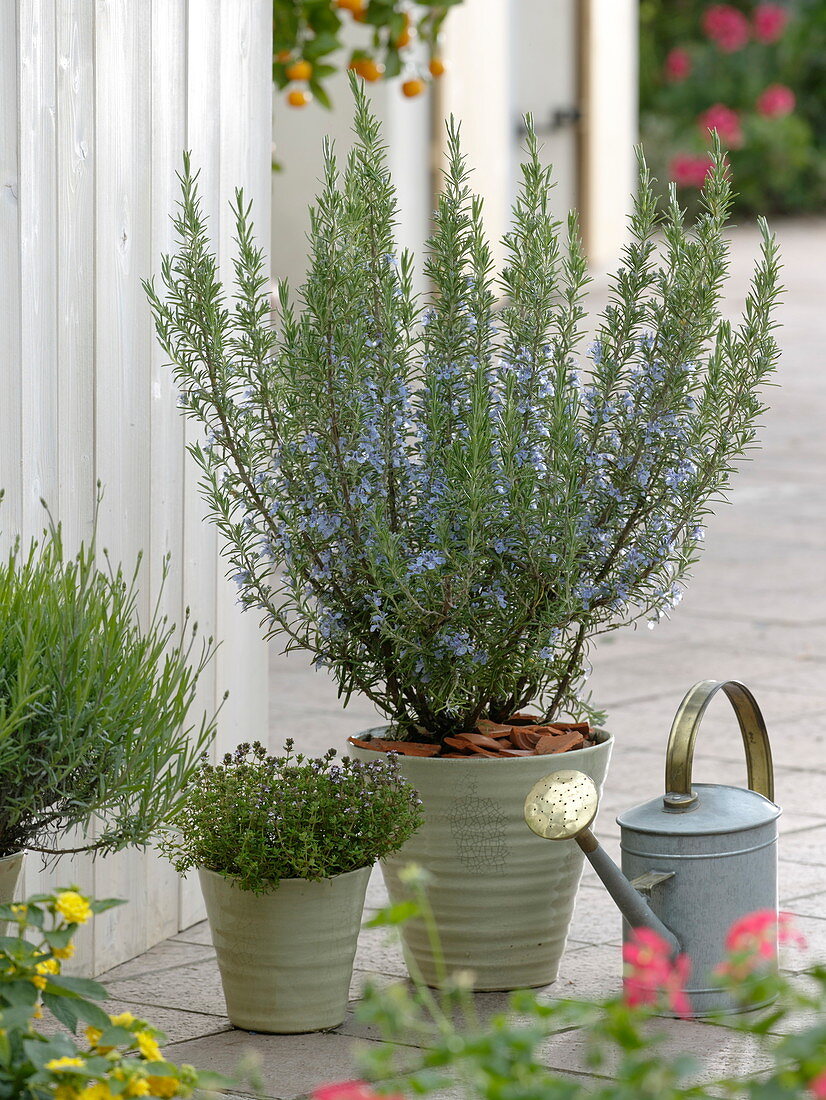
[{"left": 663, "top": 680, "right": 774, "bottom": 809}]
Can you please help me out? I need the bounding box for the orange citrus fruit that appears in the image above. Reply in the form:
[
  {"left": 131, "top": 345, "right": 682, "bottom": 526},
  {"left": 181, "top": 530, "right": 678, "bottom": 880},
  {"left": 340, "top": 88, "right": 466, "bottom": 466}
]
[
  {"left": 401, "top": 78, "right": 425, "bottom": 98},
  {"left": 285, "top": 59, "right": 312, "bottom": 81},
  {"left": 287, "top": 89, "right": 311, "bottom": 107}
]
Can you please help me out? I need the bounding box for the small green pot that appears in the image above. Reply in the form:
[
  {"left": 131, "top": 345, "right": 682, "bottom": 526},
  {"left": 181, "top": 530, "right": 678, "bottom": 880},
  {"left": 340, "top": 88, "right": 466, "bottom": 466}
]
[
  {"left": 199, "top": 864, "right": 370, "bottom": 1033},
  {"left": 0, "top": 852, "right": 24, "bottom": 906},
  {"left": 0, "top": 853, "right": 25, "bottom": 935}
]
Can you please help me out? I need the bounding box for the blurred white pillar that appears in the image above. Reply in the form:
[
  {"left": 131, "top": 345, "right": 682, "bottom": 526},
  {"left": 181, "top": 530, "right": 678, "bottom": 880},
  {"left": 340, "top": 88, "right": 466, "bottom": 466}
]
[{"left": 580, "top": 0, "right": 639, "bottom": 268}]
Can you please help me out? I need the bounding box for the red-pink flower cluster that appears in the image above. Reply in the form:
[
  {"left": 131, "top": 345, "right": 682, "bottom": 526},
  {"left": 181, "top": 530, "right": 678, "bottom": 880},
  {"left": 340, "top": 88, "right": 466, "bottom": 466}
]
[
  {"left": 314, "top": 1083, "right": 404, "bottom": 1100},
  {"left": 698, "top": 102, "right": 743, "bottom": 145},
  {"left": 669, "top": 153, "right": 714, "bottom": 188},
  {"left": 757, "top": 83, "right": 796, "bottom": 117},
  {"left": 718, "top": 909, "right": 807, "bottom": 980},
  {"left": 703, "top": 4, "right": 750, "bottom": 51},
  {"left": 753, "top": 3, "right": 789, "bottom": 43},
  {"left": 810, "top": 1071, "right": 826, "bottom": 1099},
  {"left": 664, "top": 47, "right": 692, "bottom": 82},
  {"left": 622, "top": 927, "right": 692, "bottom": 1018}
]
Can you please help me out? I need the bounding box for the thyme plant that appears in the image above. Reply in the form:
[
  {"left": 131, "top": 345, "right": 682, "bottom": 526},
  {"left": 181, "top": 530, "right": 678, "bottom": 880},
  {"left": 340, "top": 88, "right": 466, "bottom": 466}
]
[
  {"left": 0, "top": 504, "right": 217, "bottom": 857},
  {"left": 163, "top": 741, "right": 423, "bottom": 892},
  {"left": 146, "top": 81, "right": 780, "bottom": 744}
]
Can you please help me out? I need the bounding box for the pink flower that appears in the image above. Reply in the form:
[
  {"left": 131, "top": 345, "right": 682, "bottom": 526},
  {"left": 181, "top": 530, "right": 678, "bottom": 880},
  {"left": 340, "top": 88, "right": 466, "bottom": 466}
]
[
  {"left": 718, "top": 910, "right": 807, "bottom": 981},
  {"left": 314, "top": 1084, "right": 404, "bottom": 1100},
  {"left": 698, "top": 103, "right": 743, "bottom": 146},
  {"left": 622, "top": 927, "right": 692, "bottom": 1018},
  {"left": 753, "top": 3, "right": 789, "bottom": 43},
  {"left": 810, "top": 1071, "right": 826, "bottom": 1099},
  {"left": 756, "top": 83, "right": 796, "bottom": 117},
  {"left": 664, "top": 47, "right": 692, "bottom": 82},
  {"left": 669, "top": 153, "right": 714, "bottom": 188},
  {"left": 702, "top": 4, "right": 750, "bottom": 51}
]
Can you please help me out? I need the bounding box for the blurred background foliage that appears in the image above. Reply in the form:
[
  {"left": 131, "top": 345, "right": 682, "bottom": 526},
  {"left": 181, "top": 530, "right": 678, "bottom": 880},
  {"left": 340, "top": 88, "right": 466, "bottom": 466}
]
[{"left": 640, "top": 0, "right": 826, "bottom": 215}]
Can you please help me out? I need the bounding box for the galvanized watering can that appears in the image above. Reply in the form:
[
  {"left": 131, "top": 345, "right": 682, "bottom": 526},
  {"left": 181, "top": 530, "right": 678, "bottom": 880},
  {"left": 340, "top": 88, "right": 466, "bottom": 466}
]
[{"left": 524, "top": 680, "right": 781, "bottom": 1016}]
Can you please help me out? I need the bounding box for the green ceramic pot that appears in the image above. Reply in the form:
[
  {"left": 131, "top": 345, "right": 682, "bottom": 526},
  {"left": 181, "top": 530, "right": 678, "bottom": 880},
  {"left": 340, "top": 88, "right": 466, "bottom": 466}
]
[
  {"left": 199, "top": 863, "right": 370, "bottom": 1033},
  {"left": 351, "top": 729, "right": 613, "bottom": 990}
]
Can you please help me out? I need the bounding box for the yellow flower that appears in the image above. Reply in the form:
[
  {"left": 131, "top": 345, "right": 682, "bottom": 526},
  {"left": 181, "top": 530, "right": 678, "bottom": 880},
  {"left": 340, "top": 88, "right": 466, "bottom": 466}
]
[
  {"left": 146, "top": 1076, "right": 179, "bottom": 1099},
  {"left": 126, "top": 1079, "right": 150, "bottom": 1097},
  {"left": 33, "top": 1004, "right": 43, "bottom": 1020},
  {"left": 33, "top": 955, "right": 60, "bottom": 988},
  {"left": 136, "top": 1031, "right": 162, "bottom": 1062},
  {"left": 79, "top": 1083, "right": 115, "bottom": 1100},
  {"left": 54, "top": 1086, "right": 78, "bottom": 1100},
  {"left": 46, "top": 1055, "right": 87, "bottom": 1072},
  {"left": 85, "top": 1026, "right": 103, "bottom": 1047},
  {"left": 10, "top": 904, "right": 27, "bottom": 918},
  {"left": 54, "top": 942, "right": 76, "bottom": 960},
  {"left": 109, "top": 1011, "right": 136, "bottom": 1028},
  {"left": 55, "top": 891, "right": 92, "bottom": 925}
]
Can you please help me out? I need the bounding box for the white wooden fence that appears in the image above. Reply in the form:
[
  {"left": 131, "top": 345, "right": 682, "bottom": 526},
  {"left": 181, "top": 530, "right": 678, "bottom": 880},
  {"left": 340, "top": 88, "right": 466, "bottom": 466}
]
[{"left": 0, "top": 0, "right": 271, "bottom": 974}]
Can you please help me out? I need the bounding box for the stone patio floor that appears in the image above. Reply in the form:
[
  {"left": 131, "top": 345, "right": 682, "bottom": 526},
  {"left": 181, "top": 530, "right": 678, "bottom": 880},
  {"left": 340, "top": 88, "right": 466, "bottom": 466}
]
[{"left": 98, "top": 220, "right": 826, "bottom": 1096}]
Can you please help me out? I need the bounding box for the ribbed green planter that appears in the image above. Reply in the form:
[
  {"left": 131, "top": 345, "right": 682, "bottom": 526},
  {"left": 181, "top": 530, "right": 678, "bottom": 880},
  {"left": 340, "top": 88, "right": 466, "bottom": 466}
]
[
  {"left": 199, "top": 864, "right": 370, "bottom": 1033},
  {"left": 0, "top": 853, "right": 25, "bottom": 936},
  {"left": 0, "top": 852, "right": 23, "bottom": 903},
  {"left": 351, "top": 730, "right": 613, "bottom": 991}
]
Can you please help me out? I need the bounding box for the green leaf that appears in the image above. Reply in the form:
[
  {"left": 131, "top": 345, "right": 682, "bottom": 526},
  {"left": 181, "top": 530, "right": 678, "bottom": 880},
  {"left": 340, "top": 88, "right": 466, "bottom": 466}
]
[
  {"left": 48, "top": 975, "right": 108, "bottom": 1001},
  {"left": 42, "top": 991, "right": 80, "bottom": 1033},
  {"left": 365, "top": 900, "right": 421, "bottom": 927},
  {"left": 1, "top": 980, "right": 37, "bottom": 1007}
]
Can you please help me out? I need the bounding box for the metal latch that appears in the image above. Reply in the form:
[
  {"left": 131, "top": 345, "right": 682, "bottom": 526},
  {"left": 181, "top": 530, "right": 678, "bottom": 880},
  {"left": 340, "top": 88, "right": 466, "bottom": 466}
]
[{"left": 630, "top": 870, "right": 675, "bottom": 897}]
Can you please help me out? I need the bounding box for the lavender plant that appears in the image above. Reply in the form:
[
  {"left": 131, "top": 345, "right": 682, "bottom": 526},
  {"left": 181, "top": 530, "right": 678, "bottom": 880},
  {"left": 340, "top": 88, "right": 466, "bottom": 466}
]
[
  {"left": 163, "top": 741, "right": 423, "bottom": 893},
  {"left": 145, "top": 81, "right": 780, "bottom": 745}
]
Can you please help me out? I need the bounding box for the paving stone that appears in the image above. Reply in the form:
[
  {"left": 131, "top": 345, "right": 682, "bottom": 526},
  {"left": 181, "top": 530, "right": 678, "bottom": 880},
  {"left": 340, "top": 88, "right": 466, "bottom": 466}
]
[
  {"left": 779, "top": 859, "right": 826, "bottom": 904},
  {"left": 566, "top": 882, "right": 624, "bottom": 947},
  {"left": 777, "top": 825, "right": 826, "bottom": 866},
  {"left": 786, "top": 890, "right": 826, "bottom": 919},
  {"left": 173, "top": 920, "right": 213, "bottom": 947},
  {"left": 539, "top": 1017, "right": 775, "bottom": 1084},
  {"left": 163, "top": 1028, "right": 394, "bottom": 1100},
  {"left": 97, "top": 940, "right": 215, "bottom": 983},
  {"left": 352, "top": 926, "right": 408, "bottom": 979},
  {"left": 106, "top": 958, "right": 227, "bottom": 1018}
]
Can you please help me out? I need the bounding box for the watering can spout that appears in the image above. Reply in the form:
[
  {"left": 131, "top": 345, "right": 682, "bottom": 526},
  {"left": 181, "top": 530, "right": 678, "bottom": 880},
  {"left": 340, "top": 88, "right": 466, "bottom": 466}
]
[{"left": 524, "top": 769, "right": 681, "bottom": 956}]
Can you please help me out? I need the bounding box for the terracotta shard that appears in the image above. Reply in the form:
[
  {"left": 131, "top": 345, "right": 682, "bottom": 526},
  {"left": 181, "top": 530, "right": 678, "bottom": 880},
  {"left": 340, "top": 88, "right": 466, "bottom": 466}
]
[
  {"left": 549, "top": 721, "right": 592, "bottom": 734},
  {"left": 475, "top": 720, "right": 515, "bottom": 738},
  {"left": 452, "top": 732, "right": 507, "bottom": 751},
  {"left": 443, "top": 736, "right": 474, "bottom": 752},
  {"left": 508, "top": 712, "right": 542, "bottom": 726},
  {"left": 497, "top": 747, "right": 538, "bottom": 757},
  {"left": 510, "top": 728, "right": 543, "bottom": 750},
  {"left": 347, "top": 737, "right": 440, "bottom": 757},
  {"left": 535, "top": 731, "right": 586, "bottom": 755}
]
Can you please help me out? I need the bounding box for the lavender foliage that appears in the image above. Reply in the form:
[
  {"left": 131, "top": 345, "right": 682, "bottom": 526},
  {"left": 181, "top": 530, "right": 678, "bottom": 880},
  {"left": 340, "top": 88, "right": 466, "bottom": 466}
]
[{"left": 145, "top": 82, "right": 781, "bottom": 741}]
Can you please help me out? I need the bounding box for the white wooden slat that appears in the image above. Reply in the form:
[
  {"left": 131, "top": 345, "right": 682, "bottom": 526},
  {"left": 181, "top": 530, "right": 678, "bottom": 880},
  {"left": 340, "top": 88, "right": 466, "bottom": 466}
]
[
  {"left": 53, "top": 0, "right": 99, "bottom": 971},
  {"left": 92, "top": 0, "right": 155, "bottom": 965},
  {"left": 0, "top": 0, "right": 22, "bottom": 532},
  {"left": 147, "top": 0, "right": 191, "bottom": 948},
  {"left": 179, "top": 0, "right": 223, "bottom": 931},
  {"left": 215, "top": 0, "right": 270, "bottom": 759},
  {"left": 17, "top": 0, "right": 59, "bottom": 910}
]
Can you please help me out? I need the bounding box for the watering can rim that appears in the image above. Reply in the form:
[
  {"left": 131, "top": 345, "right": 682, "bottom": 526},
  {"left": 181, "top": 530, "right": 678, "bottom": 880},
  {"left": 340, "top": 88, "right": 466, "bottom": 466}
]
[{"left": 616, "top": 781, "right": 781, "bottom": 836}]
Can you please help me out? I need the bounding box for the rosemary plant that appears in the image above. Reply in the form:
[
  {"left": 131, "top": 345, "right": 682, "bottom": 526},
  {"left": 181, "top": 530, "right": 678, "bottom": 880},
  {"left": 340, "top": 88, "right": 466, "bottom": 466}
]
[
  {"left": 0, "top": 501, "right": 217, "bottom": 857},
  {"left": 146, "top": 81, "right": 780, "bottom": 745}
]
